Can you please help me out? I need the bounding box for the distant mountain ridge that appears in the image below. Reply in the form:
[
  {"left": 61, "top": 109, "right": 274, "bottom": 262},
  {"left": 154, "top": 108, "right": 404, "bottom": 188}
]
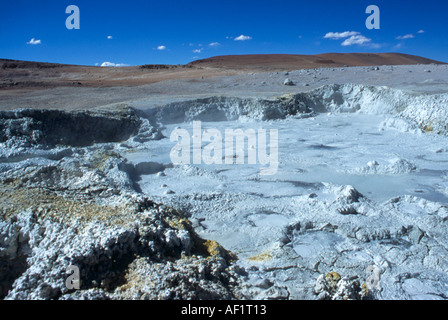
[
  {"left": 1, "top": 53, "right": 445, "bottom": 70},
  {"left": 188, "top": 53, "right": 446, "bottom": 70}
]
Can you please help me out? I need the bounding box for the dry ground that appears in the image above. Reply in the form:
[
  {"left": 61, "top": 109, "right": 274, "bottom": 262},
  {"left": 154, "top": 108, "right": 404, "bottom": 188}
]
[{"left": 0, "top": 53, "right": 445, "bottom": 110}]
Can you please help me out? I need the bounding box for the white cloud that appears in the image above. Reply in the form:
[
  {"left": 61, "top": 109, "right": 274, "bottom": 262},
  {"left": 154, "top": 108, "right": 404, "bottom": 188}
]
[
  {"left": 392, "top": 43, "right": 403, "bottom": 51},
  {"left": 107, "top": 35, "right": 113, "bottom": 39},
  {"left": 341, "top": 35, "right": 372, "bottom": 46},
  {"left": 323, "top": 31, "right": 375, "bottom": 47},
  {"left": 396, "top": 34, "right": 415, "bottom": 40},
  {"left": 192, "top": 49, "right": 203, "bottom": 53},
  {"left": 367, "top": 42, "right": 383, "bottom": 49},
  {"left": 100, "top": 62, "right": 129, "bottom": 67},
  {"left": 209, "top": 42, "right": 221, "bottom": 47},
  {"left": 27, "top": 38, "right": 41, "bottom": 45},
  {"left": 157, "top": 45, "right": 167, "bottom": 50},
  {"left": 323, "top": 31, "right": 360, "bottom": 40},
  {"left": 417, "top": 30, "right": 425, "bottom": 34},
  {"left": 234, "top": 34, "right": 252, "bottom": 41}
]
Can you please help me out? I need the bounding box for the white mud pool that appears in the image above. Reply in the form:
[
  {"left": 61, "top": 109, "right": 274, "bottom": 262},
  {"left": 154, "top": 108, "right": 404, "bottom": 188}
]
[{"left": 1, "top": 83, "right": 448, "bottom": 300}]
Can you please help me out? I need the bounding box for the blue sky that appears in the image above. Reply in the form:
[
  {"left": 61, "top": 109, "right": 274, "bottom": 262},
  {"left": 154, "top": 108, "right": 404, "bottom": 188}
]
[{"left": 1, "top": 0, "right": 447, "bottom": 66}]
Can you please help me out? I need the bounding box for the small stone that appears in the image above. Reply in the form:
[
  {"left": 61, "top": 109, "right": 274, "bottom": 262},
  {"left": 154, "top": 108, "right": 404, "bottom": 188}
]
[
  {"left": 162, "top": 289, "right": 173, "bottom": 300},
  {"left": 367, "top": 160, "right": 379, "bottom": 167},
  {"left": 253, "top": 278, "right": 273, "bottom": 289},
  {"left": 258, "top": 285, "right": 289, "bottom": 300},
  {"left": 408, "top": 227, "right": 425, "bottom": 244}
]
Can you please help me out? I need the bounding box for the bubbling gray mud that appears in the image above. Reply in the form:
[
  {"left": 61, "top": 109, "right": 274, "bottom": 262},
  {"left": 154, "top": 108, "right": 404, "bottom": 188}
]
[{"left": 1, "top": 84, "right": 448, "bottom": 300}]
